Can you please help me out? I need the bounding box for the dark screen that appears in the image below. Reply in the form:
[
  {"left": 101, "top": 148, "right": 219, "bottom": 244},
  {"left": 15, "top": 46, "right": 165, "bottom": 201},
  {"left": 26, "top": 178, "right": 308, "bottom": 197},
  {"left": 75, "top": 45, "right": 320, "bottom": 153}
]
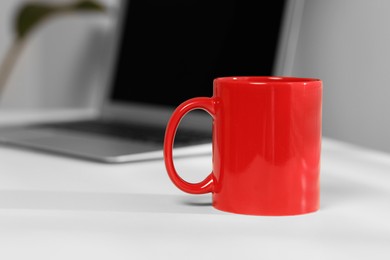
[{"left": 110, "top": 0, "right": 286, "bottom": 107}]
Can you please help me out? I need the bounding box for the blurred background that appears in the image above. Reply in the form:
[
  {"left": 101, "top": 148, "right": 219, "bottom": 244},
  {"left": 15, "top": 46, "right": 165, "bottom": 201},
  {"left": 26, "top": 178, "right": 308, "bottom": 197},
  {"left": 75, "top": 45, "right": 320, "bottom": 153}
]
[
  {"left": 0, "top": 0, "right": 115, "bottom": 110},
  {"left": 1, "top": 0, "right": 390, "bottom": 154}
]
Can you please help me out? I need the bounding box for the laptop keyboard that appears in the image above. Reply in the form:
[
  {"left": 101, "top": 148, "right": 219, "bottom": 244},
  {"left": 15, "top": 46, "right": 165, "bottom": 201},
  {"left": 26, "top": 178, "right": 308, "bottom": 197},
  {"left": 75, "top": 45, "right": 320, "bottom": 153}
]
[{"left": 36, "top": 120, "right": 212, "bottom": 147}]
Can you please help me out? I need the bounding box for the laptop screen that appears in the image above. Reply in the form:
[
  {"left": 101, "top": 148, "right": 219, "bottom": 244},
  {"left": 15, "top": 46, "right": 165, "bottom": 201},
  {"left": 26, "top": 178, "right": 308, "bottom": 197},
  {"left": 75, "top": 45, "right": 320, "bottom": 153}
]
[{"left": 109, "top": 0, "right": 287, "bottom": 108}]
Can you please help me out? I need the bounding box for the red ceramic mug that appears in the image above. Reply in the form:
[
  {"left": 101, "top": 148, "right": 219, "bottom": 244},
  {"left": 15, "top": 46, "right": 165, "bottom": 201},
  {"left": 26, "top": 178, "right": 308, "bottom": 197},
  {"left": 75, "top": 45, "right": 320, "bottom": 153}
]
[{"left": 164, "top": 76, "right": 322, "bottom": 216}]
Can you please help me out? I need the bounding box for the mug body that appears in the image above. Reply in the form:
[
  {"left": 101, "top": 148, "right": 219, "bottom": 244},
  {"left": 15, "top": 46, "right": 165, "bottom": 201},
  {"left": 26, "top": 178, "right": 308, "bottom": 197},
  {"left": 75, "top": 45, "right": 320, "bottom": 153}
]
[{"left": 211, "top": 76, "right": 322, "bottom": 215}]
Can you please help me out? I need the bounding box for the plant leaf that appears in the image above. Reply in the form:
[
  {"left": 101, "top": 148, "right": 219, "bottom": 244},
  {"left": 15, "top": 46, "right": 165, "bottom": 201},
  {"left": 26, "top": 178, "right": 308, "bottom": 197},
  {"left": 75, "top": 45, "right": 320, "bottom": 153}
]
[
  {"left": 14, "top": 3, "right": 55, "bottom": 39},
  {"left": 70, "top": 0, "right": 106, "bottom": 11},
  {"left": 14, "top": 0, "right": 106, "bottom": 40}
]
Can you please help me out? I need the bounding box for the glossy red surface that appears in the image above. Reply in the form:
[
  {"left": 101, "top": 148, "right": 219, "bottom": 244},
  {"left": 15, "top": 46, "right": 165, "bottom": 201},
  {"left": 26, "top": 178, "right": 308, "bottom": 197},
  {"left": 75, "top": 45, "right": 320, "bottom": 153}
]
[{"left": 164, "top": 76, "right": 322, "bottom": 216}]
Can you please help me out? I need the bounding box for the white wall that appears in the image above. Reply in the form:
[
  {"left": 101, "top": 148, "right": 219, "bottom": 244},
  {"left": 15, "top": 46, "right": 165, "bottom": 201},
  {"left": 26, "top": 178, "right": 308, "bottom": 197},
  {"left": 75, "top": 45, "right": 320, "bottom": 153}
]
[
  {"left": 0, "top": 0, "right": 117, "bottom": 110},
  {"left": 292, "top": 0, "right": 390, "bottom": 153}
]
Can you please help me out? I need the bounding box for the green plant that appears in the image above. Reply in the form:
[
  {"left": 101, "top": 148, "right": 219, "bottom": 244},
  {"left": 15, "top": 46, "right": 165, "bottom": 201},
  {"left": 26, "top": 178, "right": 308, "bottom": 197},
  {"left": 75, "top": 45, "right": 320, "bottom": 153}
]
[{"left": 0, "top": 0, "right": 106, "bottom": 96}]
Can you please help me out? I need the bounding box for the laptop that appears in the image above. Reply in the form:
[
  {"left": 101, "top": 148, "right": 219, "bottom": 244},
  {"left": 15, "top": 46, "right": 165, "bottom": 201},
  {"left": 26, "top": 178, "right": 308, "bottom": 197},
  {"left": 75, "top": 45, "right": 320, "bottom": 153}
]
[{"left": 0, "top": 0, "right": 304, "bottom": 163}]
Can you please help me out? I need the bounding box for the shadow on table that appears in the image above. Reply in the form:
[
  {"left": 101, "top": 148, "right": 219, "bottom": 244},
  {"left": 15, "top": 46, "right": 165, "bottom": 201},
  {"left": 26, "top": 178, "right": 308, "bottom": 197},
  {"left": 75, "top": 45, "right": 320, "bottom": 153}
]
[{"left": 0, "top": 190, "right": 220, "bottom": 215}]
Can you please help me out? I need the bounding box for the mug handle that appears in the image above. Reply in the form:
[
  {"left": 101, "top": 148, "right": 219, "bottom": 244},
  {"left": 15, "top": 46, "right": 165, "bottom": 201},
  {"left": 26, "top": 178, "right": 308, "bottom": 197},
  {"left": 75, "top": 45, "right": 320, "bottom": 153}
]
[{"left": 163, "top": 97, "right": 216, "bottom": 194}]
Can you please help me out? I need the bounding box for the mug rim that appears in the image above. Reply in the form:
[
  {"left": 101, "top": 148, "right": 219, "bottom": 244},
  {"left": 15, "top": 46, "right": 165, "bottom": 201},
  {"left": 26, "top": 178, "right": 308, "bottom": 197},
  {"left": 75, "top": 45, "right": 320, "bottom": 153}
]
[{"left": 214, "top": 76, "right": 321, "bottom": 84}]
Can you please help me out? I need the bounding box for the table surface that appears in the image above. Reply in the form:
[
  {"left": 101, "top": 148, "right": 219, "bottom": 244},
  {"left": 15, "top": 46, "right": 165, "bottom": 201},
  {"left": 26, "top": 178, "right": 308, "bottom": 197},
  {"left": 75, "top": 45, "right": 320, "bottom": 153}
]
[{"left": 1, "top": 114, "right": 390, "bottom": 260}]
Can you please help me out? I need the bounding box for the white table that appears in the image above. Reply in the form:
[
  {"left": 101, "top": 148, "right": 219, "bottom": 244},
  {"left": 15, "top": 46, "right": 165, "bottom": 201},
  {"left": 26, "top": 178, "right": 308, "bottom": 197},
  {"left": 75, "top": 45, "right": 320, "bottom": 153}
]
[{"left": 1, "top": 115, "right": 390, "bottom": 259}]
